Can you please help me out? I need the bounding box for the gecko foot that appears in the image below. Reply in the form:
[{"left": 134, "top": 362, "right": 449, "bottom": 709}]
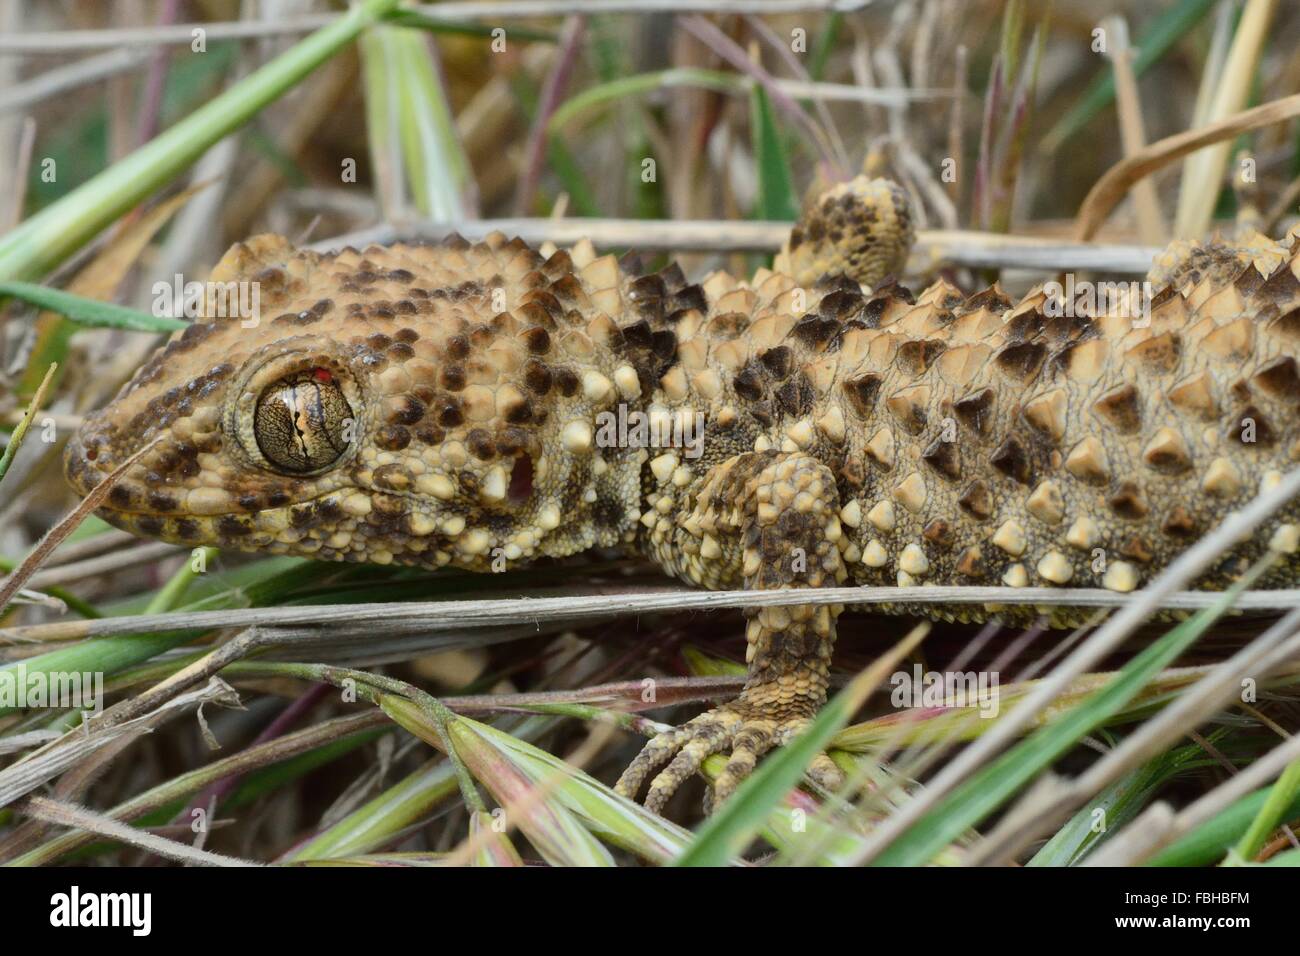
[{"left": 614, "top": 688, "right": 843, "bottom": 814}]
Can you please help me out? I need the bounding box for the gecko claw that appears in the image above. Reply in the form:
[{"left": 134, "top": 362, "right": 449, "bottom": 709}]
[{"left": 615, "top": 691, "right": 842, "bottom": 814}]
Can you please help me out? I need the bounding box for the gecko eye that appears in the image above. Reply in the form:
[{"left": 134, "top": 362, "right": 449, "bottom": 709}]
[{"left": 253, "top": 368, "right": 353, "bottom": 473}]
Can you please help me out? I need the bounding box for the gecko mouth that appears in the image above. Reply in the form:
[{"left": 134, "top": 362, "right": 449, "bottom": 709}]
[
  {"left": 65, "top": 433, "right": 475, "bottom": 565},
  {"left": 69, "top": 429, "right": 458, "bottom": 512},
  {"left": 84, "top": 486, "right": 470, "bottom": 567}
]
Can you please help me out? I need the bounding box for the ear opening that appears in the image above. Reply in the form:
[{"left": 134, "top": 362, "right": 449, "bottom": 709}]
[{"left": 508, "top": 454, "right": 535, "bottom": 504}]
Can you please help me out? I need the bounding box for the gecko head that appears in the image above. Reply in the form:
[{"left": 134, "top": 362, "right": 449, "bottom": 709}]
[{"left": 63, "top": 234, "right": 643, "bottom": 571}]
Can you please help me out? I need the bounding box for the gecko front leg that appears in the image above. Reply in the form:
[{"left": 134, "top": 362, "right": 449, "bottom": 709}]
[{"left": 616, "top": 451, "right": 848, "bottom": 812}]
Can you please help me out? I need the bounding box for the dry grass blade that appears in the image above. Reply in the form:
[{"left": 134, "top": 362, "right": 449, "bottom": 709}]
[
  {"left": 1265, "top": 172, "right": 1300, "bottom": 233},
  {"left": 223, "top": 59, "right": 359, "bottom": 236},
  {"left": 1103, "top": 16, "right": 1165, "bottom": 244},
  {"left": 314, "top": 219, "right": 1161, "bottom": 272},
  {"left": 0, "top": 2, "right": 873, "bottom": 53},
  {"left": 1173, "top": 0, "right": 1277, "bottom": 238},
  {"left": 2, "top": 116, "right": 36, "bottom": 231},
  {"left": 39, "top": 529, "right": 139, "bottom": 567},
  {"left": 1074, "top": 92, "right": 1300, "bottom": 240},
  {"left": 26, "top": 542, "right": 183, "bottom": 591},
  {"left": 944, "top": 43, "right": 967, "bottom": 209},
  {"left": 680, "top": 14, "right": 838, "bottom": 172},
  {"left": 742, "top": 12, "right": 849, "bottom": 170},
  {"left": 11, "top": 584, "right": 1300, "bottom": 648},
  {"left": 0, "top": 48, "right": 151, "bottom": 116},
  {"left": 1081, "top": 804, "right": 1178, "bottom": 867},
  {"left": 91, "top": 627, "right": 298, "bottom": 733},
  {"left": 0, "top": 678, "right": 238, "bottom": 808},
  {"left": 439, "top": 675, "right": 742, "bottom": 717},
  {"left": 514, "top": 16, "right": 586, "bottom": 214},
  {"left": 8, "top": 712, "right": 387, "bottom": 866},
  {"left": 0, "top": 714, "right": 168, "bottom": 859},
  {"left": 9, "top": 0, "right": 1300, "bottom": 871},
  {"left": 0, "top": 732, "right": 63, "bottom": 757},
  {"left": 20, "top": 795, "right": 260, "bottom": 867},
  {"left": 0, "top": 436, "right": 160, "bottom": 614},
  {"left": 966, "top": 609, "right": 1300, "bottom": 865}
]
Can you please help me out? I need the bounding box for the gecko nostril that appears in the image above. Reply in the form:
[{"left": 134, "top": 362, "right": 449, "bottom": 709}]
[{"left": 508, "top": 454, "right": 534, "bottom": 504}]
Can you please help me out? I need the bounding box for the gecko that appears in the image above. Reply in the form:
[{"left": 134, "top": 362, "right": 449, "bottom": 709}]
[{"left": 64, "top": 176, "right": 1300, "bottom": 812}]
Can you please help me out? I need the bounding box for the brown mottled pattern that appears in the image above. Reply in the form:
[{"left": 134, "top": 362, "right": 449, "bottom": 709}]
[
  {"left": 775, "top": 176, "right": 913, "bottom": 289},
  {"left": 64, "top": 176, "right": 1300, "bottom": 810}
]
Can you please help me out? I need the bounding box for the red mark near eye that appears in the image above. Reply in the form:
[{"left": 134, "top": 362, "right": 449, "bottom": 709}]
[{"left": 312, "top": 367, "right": 333, "bottom": 383}]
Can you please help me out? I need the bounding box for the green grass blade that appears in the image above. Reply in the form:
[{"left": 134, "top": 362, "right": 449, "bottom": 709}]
[
  {"left": 359, "top": 25, "right": 402, "bottom": 217},
  {"left": 469, "top": 718, "right": 693, "bottom": 863},
  {"left": 871, "top": 582, "right": 1252, "bottom": 866},
  {"left": 1040, "top": 0, "right": 1218, "bottom": 153},
  {"left": 282, "top": 758, "right": 458, "bottom": 862},
  {"left": 0, "top": 362, "right": 57, "bottom": 486},
  {"left": 1262, "top": 848, "right": 1300, "bottom": 866},
  {"left": 808, "top": 12, "right": 843, "bottom": 82},
  {"left": 284, "top": 717, "right": 560, "bottom": 862},
  {"left": 998, "top": 0, "right": 1026, "bottom": 89},
  {"left": 379, "top": 696, "right": 615, "bottom": 865},
  {"left": 1148, "top": 784, "right": 1300, "bottom": 866},
  {"left": 143, "top": 548, "right": 219, "bottom": 614},
  {"left": 547, "top": 69, "right": 740, "bottom": 136},
  {"left": 0, "top": 558, "right": 330, "bottom": 719},
  {"left": 0, "top": 0, "right": 402, "bottom": 284},
  {"left": 681, "top": 645, "right": 746, "bottom": 678},
  {"left": 749, "top": 81, "right": 799, "bottom": 223},
  {"left": 438, "top": 715, "right": 614, "bottom": 866},
  {"left": 0, "top": 281, "right": 184, "bottom": 332},
  {"left": 361, "top": 25, "right": 472, "bottom": 221},
  {"left": 1226, "top": 755, "right": 1300, "bottom": 864},
  {"left": 393, "top": 27, "right": 471, "bottom": 220},
  {"left": 1027, "top": 739, "right": 1217, "bottom": 866},
  {"left": 672, "top": 691, "right": 858, "bottom": 867}
]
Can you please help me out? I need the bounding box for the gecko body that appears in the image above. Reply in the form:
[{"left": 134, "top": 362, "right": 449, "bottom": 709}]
[{"left": 65, "top": 177, "right": 1300, "bottom": 809}]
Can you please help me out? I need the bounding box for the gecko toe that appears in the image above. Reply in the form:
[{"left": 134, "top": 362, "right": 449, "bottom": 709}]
[
  {"left": 614, "top": 725, "right": 693, "bottom": 801},
  {"left": 643, "top": 723, "right": 733, "bottom": 813},
  {"left": 616, "top": 708, "right": 742, "bottom": 804},
  {"left": 708, "top": 720, "right": 779, "bottom": 809},
  {"left": 620, "top": 694, "right": 838, "bottom": 815},
  {"left": 805, "top": 752, "right": 846, "bottom": 796}
]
